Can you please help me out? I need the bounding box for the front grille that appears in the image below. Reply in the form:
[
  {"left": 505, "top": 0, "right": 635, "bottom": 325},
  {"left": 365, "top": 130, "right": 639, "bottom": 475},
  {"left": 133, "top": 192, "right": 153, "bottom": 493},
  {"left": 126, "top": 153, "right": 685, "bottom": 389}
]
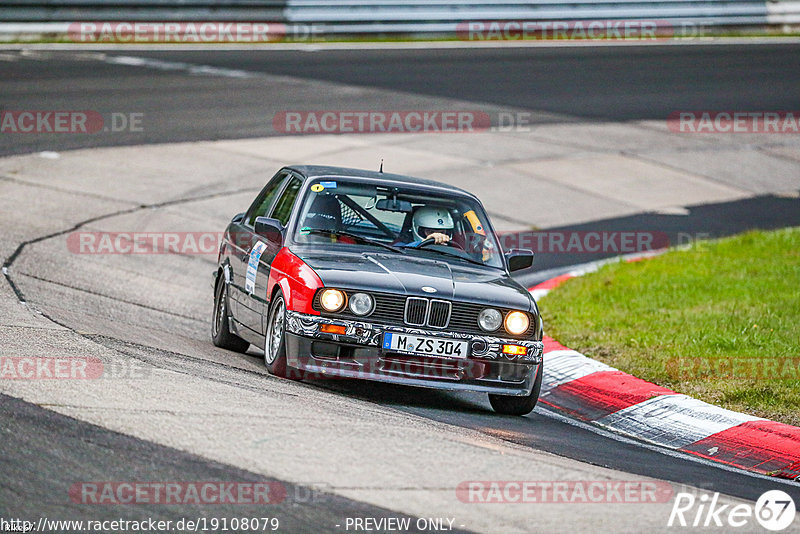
[
  {"left": 404, "top": 297, "right": 428, "bottom": 326},
  {"left": 314, "top": 290, "right": 534, "bottom": 338},
  {"left": 403, "top": 297, "right": 451, "bottom": 329},
  {"left": 428, "top": 300, "right": 451, "bottom": 328}
]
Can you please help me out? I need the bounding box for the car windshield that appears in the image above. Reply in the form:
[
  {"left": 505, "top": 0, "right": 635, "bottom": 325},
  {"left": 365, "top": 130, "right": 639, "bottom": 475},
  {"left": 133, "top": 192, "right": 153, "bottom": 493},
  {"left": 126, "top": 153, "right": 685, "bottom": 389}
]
[{"left": 293, "top": 179, "right": 504, "bottom": 269}]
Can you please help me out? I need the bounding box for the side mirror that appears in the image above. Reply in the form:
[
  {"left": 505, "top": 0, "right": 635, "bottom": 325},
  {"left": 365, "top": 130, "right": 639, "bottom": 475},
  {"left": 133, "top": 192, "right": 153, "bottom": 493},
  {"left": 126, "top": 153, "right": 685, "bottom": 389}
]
[
  {"left": 231, "top": 212, "right": 245, "bottom": 224},
  {"left": 505, "top": 249, "right": 534, "bottom": 272},
  {"left": 254, "top": 216, "right": 284, "bottom": 244}
]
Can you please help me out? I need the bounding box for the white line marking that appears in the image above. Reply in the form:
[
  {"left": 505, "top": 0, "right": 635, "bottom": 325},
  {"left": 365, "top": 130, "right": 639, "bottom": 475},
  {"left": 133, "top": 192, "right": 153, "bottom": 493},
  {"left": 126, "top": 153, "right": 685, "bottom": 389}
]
[
  {"left": 104, "top": 55, "right": 255, "bottom": 78},
  {"left": 542, "top": 349, "right": 614, "bottom": 391},
  {"left": 596, "top": 394, "right": 763, "bottom": 449}
]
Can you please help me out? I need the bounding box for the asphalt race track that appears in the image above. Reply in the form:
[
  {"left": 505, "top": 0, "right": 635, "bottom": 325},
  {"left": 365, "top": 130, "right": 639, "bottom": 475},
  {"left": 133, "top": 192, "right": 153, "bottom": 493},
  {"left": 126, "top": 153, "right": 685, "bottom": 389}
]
[
  {"left": 1, "top": 43, "right": 800, "bottom": 532},
  {"left": 3, "top": 43, "right": 800, "bottom": 156}
]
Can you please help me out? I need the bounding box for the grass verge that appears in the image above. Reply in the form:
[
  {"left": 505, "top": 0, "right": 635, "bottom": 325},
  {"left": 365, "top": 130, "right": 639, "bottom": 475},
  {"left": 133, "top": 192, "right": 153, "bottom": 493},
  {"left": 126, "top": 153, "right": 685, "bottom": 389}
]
[{"left": 539, "top": 227, "right": 800, "bottom": 426}]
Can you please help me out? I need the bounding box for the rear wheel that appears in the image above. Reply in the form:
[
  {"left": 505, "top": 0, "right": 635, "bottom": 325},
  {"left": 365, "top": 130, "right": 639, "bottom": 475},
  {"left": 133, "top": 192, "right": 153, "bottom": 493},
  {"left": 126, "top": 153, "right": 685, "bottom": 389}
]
[
  {"left": 488, "top": 363, "right": 543, "bottom": 416},
  {"left": 212, "top": 278, "right": 250, "bottom": 353},
  {"left": 264, "top": 294, "right": 295, "bottom": 378}
]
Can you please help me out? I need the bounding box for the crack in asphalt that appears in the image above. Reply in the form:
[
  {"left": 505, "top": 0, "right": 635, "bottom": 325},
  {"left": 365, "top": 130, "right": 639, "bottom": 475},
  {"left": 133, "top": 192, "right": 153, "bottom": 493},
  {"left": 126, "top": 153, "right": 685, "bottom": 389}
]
[
  {"left": 0, "top": 173, "right": 139, "bottom": 204},
  {"left": 0, "top": 183, "right": 313, "bottom": 401},
  {"left": 2, "top": 185, "right": 259, "bottom": 303},
  {"left": 16, "top": 271, "right": 203, "bottom": 322}
]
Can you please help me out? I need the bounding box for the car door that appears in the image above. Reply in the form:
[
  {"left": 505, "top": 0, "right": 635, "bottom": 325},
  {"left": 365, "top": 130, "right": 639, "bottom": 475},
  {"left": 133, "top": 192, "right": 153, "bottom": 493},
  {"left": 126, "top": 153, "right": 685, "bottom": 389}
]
[
  {"left": 246, "top": 175, "right": 304, "bottom": 336},
  {"left": 227, "top": 171, "right": 289, "bottom": 330}
]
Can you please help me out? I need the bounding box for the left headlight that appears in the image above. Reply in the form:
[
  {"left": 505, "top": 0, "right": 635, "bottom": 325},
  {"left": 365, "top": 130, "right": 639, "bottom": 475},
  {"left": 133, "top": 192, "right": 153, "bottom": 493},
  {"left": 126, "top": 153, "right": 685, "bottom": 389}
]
[
  {"left": 319, "top": 288, "right": 346, "bottom": 312},
  {"left": 348, "top": 292, "right": 374, "bottom": 316},
  {"left": 504, "top": 311, "right": 530, "bottom": 335}
]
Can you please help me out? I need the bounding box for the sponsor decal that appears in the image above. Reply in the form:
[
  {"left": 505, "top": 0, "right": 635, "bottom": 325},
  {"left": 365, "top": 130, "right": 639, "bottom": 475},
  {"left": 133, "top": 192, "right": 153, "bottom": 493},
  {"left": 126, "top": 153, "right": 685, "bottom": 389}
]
[{"left": 245, "top": 241, "right": 267, "bottom": 294}]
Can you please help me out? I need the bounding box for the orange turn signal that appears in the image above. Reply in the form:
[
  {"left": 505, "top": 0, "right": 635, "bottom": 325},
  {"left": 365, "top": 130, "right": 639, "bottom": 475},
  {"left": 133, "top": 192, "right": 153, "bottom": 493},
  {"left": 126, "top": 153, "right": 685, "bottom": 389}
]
[
  {"left": 502, "top": 344, "right": 528, "bottom": 356},
  {"left": 320, "top": 324, "right": 347, "bottom": 335}
]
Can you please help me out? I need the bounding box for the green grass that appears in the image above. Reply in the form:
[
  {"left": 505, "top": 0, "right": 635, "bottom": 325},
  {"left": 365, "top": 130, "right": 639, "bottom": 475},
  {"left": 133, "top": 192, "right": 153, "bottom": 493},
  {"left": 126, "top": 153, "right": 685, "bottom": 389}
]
[{"left": 539, "top": 227, "right": 800, "bottom": 426}]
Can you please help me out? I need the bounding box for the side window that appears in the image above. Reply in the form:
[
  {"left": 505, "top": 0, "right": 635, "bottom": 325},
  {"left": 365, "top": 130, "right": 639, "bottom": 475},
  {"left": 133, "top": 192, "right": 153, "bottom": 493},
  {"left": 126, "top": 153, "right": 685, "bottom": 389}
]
[
  {"left": 270, "top": 177, "right": 303, "bottom": 226},
  {"left": 245, "top": 173, "right": 288, "bottom": 226}
]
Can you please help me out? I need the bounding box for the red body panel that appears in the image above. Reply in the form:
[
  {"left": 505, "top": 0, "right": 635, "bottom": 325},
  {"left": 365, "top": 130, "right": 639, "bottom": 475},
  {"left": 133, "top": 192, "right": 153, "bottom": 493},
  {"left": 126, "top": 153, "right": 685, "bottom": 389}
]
[{"left": 267, "top": 247, "right": 322, "bottom": 315}]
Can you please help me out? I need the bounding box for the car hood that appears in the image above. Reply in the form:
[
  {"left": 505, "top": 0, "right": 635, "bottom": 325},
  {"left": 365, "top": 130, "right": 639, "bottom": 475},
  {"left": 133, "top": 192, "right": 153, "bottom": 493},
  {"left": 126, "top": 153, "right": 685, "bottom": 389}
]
[{"left": 292, "top": 247, "right": 535, "bottom": 312}]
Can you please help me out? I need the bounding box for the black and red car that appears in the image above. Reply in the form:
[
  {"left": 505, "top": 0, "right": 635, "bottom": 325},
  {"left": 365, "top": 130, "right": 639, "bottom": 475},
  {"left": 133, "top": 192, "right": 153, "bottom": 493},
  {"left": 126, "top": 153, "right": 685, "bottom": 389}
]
[{"left": 212, "top": 165, "right": 544, "bottom": 415}]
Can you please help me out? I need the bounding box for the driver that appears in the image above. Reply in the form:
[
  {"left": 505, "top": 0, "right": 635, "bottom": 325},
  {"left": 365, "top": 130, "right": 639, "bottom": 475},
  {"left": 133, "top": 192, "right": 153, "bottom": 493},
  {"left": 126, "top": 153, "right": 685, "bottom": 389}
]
[{"left": 401, "top": 206, "right": 454, "bottom": 247}]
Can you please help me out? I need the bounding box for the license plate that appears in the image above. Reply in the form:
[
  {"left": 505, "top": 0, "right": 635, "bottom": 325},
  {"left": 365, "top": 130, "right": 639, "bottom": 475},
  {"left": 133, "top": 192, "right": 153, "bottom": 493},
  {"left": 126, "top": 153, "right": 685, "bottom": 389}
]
[{"left": 382, "top": 332, "right": 468, "bottom": 359}]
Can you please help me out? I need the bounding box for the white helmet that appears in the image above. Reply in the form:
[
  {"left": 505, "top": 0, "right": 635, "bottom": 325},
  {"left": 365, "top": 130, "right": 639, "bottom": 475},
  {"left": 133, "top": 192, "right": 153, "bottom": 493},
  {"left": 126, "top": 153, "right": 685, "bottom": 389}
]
[{"left": 412, "top": 207, "right": 454, "bottom": 242}]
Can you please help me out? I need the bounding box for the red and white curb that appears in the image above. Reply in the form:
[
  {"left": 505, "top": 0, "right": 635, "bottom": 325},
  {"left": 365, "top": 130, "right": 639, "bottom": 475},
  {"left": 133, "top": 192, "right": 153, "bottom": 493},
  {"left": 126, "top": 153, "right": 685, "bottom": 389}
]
[{"left": 530, "top": 253, "right": 800, "bottom": 481}]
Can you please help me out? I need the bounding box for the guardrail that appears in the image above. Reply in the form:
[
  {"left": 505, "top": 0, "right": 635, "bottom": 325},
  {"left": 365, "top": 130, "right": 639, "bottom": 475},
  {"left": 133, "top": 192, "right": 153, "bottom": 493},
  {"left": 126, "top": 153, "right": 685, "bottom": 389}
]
[
  {"left": 1, "top": 0, "right": 798, "bottom": 37},
  {"left": 1, "top": 0, "right": 286, "bottom": 22}
]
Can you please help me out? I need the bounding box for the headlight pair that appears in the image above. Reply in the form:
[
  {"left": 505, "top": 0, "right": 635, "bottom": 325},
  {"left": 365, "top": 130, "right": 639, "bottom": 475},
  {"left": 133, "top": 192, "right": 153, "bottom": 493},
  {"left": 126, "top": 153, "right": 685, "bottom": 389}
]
[
  {"left": 318, "top": 288, "right": 374, "bottom": 316},
  {"left": 479, "top": 308, "right": 530, "bottom": 336}
]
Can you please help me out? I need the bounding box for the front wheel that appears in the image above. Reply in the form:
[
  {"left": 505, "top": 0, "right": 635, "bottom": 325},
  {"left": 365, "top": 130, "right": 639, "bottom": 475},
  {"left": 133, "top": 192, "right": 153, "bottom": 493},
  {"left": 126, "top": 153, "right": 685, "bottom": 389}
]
[
  {"left": 488, "top": 363, "right": 543, "bottom": 416},
  {"left": 264, "top": 294, "right": 295, "bottom": 378},
  {"left": 212, "top": 278, "right": 250, "bottom": 353}
]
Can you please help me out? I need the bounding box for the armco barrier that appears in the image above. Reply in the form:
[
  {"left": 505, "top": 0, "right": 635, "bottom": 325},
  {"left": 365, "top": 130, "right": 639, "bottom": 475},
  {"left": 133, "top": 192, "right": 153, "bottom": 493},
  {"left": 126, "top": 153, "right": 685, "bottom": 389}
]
[
  {"left": 3, "top": 0, "right": 799, "bottom": 36},
  {"left": 0, "top": 0, "right": 286, "bottom": 22}
]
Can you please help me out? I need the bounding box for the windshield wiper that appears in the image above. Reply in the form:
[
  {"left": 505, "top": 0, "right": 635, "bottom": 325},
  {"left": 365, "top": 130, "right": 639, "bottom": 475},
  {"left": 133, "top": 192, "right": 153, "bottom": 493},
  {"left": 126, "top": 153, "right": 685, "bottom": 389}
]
[
  {"left": 410, "top": 246, "right": 491, "bottom": 268},
  {"left": 302, "top": 228, "right": 405, "bottom": 254}
]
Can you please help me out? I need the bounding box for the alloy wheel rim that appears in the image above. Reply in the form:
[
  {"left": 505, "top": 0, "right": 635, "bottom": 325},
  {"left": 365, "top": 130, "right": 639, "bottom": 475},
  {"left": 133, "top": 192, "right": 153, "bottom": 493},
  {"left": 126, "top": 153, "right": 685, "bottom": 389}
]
[
  {"left": 265, "top": 299, "right": 284, "bottom": 364},
  {"left": 213, "top": 286, "right": 225, "bottom": 337}
]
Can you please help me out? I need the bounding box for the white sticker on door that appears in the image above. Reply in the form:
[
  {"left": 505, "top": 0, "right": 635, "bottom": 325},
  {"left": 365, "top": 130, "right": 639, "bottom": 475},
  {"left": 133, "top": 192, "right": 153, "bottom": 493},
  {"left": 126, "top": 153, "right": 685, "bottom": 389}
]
[{"left": 245, "top": 241, "right": 267, "bottom": 294}]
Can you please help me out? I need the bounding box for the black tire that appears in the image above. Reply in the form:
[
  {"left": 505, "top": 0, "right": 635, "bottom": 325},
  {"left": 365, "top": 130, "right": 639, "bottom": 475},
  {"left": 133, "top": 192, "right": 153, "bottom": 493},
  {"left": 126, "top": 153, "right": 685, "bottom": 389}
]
[
  {"left": 488, "top": 363, "right": 543, "bottom": 416},
  {"left": 212, "top": 278, "right": 250, "bottom": 353},
  {"left": 263, "top": 293, "right": 295, "bottom": 379}
]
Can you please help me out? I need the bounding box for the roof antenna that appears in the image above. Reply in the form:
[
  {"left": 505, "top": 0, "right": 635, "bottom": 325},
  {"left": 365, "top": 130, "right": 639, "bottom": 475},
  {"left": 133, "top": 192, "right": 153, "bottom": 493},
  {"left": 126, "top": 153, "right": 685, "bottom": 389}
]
[{"left": 379, "top": 159, "right": 384, "bottom": 173}]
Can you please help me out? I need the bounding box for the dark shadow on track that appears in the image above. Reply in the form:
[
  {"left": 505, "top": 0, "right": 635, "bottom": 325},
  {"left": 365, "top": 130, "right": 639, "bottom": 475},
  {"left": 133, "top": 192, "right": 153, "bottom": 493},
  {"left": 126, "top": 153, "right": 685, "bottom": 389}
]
[
  {"left": 513, "top": 192, "right": 800, "bottom": 287},
  {"left": 0, "top": 393, "right": 474, "bottom": 533}
]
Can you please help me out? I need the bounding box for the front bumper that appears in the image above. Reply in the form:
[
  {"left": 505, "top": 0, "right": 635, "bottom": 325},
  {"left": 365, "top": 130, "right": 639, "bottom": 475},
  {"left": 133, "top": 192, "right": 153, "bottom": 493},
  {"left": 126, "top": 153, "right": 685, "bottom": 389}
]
[{"left": 283, "top": 311, "right": 543, "bottom": 396}]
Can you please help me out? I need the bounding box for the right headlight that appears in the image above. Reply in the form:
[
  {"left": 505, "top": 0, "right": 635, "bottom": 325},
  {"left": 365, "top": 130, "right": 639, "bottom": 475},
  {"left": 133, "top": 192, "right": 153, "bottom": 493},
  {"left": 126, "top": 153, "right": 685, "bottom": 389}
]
[
  {"left": 504, "top": 311, "right": 530, "bottom": 336},
  {"left": 478, "top": 308, "right": 503, "bottom": 332},
  {"left": 319, "top": 288, "right": 346, "bottom": 312}
]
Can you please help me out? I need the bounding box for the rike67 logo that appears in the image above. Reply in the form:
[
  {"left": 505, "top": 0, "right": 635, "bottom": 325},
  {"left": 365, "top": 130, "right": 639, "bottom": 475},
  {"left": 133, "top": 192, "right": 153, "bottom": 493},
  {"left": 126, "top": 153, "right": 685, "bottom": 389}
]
[{"left": 669, "top": 490, "right": 796, "bottom": 531}]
